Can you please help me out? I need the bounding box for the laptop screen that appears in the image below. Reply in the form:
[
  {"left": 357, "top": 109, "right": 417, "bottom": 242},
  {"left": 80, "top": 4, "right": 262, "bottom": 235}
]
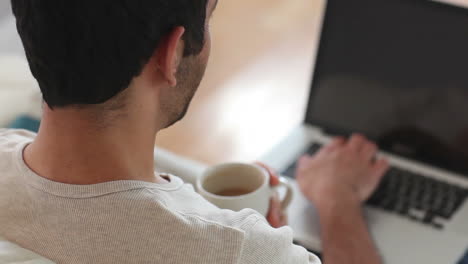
[{"left": 306, "top": 0, "right": 468, "bottom": 176}]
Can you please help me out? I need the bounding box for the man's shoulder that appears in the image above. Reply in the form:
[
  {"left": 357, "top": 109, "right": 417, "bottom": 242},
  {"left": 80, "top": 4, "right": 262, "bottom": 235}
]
[
  {"left": 0, "top": 129, "right": 35, "bottom": 150},
  {"left": 0, "top": 129, "right": 34, "bottom": 169},
  {"left": 159, "top": 183, "right": 265, "bottom": 232},
  {"left": 185, "top": 206, "right": 320, "bottom": 264},
  {"left": 165, "top": 193, "right": 319, "bottom": 263},
  {"left": 181, "top": 207, "right": 265, "bottom": 233}
]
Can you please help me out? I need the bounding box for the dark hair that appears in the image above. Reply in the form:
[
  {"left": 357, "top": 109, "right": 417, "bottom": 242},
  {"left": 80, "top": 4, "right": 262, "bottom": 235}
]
[{"left": 11, "top": 0, "right": 208, "bottom": 108}]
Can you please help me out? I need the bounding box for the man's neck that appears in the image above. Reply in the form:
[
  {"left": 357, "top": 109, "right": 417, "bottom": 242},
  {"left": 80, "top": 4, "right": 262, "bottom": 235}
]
[{"left": 24, "top": 105, "right": 165, "bottom": 185}]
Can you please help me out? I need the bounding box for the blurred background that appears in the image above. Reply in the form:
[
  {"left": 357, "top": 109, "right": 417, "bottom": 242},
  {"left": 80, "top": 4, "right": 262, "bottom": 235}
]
[{"left": 0, "top": 0, "right": 324, "bottom": 165}]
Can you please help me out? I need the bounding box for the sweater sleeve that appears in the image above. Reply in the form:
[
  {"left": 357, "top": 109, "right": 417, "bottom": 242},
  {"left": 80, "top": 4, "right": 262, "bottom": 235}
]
[{"left": 238, "top": 217, "right": 321, "bottom": 264}]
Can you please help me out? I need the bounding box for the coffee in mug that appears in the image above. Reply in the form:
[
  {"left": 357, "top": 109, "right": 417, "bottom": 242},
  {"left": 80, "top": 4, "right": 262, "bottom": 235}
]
[
  {"left": 197, "top": 163, "right": 293, "bottom": 216},
  {"left": 215, "top": 188, "right": 252, "bottom": 196}
]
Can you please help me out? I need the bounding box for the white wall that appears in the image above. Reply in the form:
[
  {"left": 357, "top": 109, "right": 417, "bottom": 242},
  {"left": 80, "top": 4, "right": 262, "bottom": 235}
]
[
  {"left": 0, "top": 1, "right": 11, "bottom": 21},
  {"left": 0, "top": 0, "right": 24, "bottom": 57}
]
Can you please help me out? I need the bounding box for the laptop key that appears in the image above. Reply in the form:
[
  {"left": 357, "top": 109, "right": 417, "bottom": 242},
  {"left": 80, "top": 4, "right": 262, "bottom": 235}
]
[{"left": 423, "top": 212, "right": 435, "bottom": 224}]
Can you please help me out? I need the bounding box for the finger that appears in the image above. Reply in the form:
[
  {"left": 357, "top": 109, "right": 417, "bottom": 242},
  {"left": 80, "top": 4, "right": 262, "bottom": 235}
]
[
  {"left": 299, "top": 155, "right": 312, "bottom": 163},
  {"left": 361, "top": 142, "right": 378, "bottom": 161},
  {"left": 321, "top": 137, "right": 345, "bottom": 153},
  {"left": 267, "top": 197, "right": 282, "bottom": 228},
  {"left": 297, "top": 155, "right": 313, "bottom": 170},
  {"left": 347, "top": 134, "right": 367, "bottom": 152},
  {"left": 270, "top": 193, "right": 288, "bottom": 227},
  {"left": 255, "top": 162, "right": 280, "bottom": 186},
  {"left": 372, "top": 158, "right": 390, "bottom": 180},
  {"left": 279, "top": 211, "right": 288, "bottom": 227}
]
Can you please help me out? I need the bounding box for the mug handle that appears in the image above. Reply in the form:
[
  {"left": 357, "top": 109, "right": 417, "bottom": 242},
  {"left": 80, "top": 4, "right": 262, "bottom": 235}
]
[{"left": 272, "top": 176, "right": 293, "bottom": 210}]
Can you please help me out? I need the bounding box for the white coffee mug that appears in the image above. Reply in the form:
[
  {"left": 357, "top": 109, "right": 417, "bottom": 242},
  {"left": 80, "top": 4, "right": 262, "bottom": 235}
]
[{"left": 197, "top": 163, "right": 293, "bottom": 216}]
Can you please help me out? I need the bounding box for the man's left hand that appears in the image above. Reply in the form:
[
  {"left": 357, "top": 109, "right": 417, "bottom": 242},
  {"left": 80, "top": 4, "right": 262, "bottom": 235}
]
[{"left": 256, "top": 162, "right": 288, "bottom": 228}]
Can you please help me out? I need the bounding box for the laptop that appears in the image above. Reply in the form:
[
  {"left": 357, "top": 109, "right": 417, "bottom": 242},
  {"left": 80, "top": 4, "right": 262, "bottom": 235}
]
[{"left": 260, "top": 0, "right": 468, "bottom": 263}]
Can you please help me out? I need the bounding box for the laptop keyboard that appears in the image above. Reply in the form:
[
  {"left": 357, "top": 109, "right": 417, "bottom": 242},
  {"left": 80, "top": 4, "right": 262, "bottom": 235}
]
[{"left": 283, "top": 143, "right": 468, "bottom": 229}]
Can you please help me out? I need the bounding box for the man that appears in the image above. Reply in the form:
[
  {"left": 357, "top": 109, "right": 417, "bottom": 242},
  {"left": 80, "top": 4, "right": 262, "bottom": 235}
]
[{"left": 0, "top": 0, "right": 389, "bottom": 263}]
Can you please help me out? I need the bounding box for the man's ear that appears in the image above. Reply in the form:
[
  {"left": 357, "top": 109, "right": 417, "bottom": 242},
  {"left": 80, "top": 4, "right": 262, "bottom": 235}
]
[{"left": 156, "top": 26, "right": 186, "bottom": 87}]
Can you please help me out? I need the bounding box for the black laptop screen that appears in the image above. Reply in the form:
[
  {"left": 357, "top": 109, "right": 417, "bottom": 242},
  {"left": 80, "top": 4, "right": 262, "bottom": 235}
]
[{"left": 306, "top": 0, "right": 468, "bottom": 176}]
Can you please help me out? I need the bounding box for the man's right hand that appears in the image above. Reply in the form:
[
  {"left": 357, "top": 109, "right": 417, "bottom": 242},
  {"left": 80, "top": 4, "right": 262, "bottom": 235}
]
[{"left": 296, "top": 134, "right": 390, "bottom": 209}]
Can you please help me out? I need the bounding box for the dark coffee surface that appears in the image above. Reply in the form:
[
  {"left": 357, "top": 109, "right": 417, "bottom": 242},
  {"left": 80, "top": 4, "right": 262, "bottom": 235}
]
[{"left": 215, "top": 188, "right": 252, "bottom": 196}]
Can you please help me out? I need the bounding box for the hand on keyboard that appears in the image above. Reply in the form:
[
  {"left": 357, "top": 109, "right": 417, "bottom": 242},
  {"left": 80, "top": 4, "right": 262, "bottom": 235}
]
[
  {"left": 286, "top": 138, "right": 468, "bottom": 229},
  {"left": 295, "top": 134, "right": 390, "bottom": 208}
]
